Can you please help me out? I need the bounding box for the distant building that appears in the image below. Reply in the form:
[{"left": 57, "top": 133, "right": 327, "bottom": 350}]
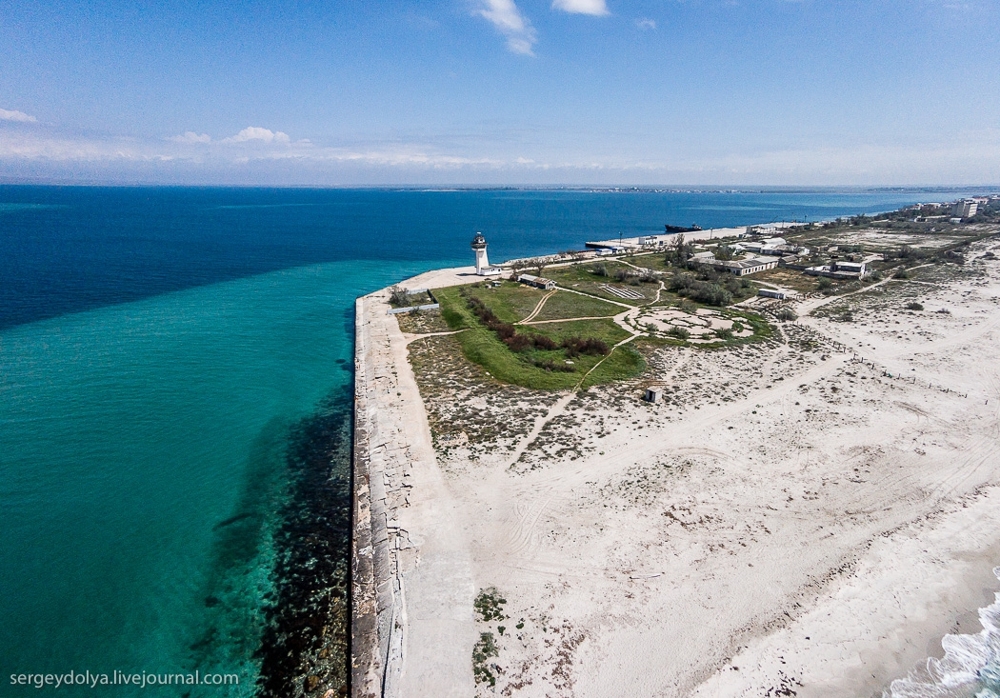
[
  {"left": 952, "top": 200, "right": 979, "bottom": 219},
  {"left": 644, "top": 387, "right": 663, "bottom": 404},
  {"left": 758, "top": 288, "right": 791, "bottom": 300},
  {"left": 741, "top": 237, "right": 788, "bottom": 253},
  {"left": 833, "top": 261, "right": 867, "bottom": 276},
  {"left": 758, "top": 244, "right": 810, "bottom": 257},
  {"left": 471, "top": 232, "right": 502, "bottom": 276},
  {"left": 804, "top": 260, "right": 868, "bottom": 279},
  {"left": 694, "top": 256, "right": 779, "bottom": 276},
  {"left": 517, "top": 274, "right": 556, "bottom": 290}
]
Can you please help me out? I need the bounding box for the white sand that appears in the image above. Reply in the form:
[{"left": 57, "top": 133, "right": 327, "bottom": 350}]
[{"left": 365, "top": 238, "right": 1000, "bottom": 697}]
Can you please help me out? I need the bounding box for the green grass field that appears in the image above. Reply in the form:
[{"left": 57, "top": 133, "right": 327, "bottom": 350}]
[
  {"left": 458, "top": 280, "right": 547, "bottom": 322},
  {"left": 530, "top": 290, "right": 622, "bottom": 321},
  {"left": 434, "top": 283, "right": 644, "bottom": 390},
  {"left": 428, "top": 276, "right": 772, "bottom": 390}
]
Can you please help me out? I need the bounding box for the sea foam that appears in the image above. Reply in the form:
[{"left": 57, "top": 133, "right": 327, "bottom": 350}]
[{"left": 885, "top": 568, "right": 1000, "bottom": 698}]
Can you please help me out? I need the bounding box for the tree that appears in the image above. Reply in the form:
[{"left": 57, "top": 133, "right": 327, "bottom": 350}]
[
  {"left": 665, "top": 234, "right": 694, "bottom": 266},
  {"left": 388, "top": 286, "right": 409, "bottom": 307},
  {"left": 714, "top": 245, "right": 736, "bottom": 261}
]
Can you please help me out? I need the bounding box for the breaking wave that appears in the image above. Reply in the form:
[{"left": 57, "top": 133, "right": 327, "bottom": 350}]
[{"left": 885, "top": 567, "right": 1000, "bottom": 698}]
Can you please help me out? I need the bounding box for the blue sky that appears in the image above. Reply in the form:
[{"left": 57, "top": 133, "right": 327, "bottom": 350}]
[{"left": 1, "top": 0, "right": 998, "bottom": 185}]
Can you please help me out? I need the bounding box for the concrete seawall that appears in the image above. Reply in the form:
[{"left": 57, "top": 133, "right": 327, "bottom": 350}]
[
  {"left": 351, "top": 294, "right": 405, "bottom": 697},
  {"left": 351, "top": 268, "right": 479, "bottom": 698}
]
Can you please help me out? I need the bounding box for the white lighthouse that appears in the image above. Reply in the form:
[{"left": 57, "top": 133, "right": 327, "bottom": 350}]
[{"left": 471, "top": 232, "right": 500, "bottom": 276}]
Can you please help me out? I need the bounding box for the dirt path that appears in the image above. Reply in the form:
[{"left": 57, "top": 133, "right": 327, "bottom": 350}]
[
  {"left": 574, "top": 332, "right": 640, "bottom": 391},
  {"left": 524, "top": 316, "right": 615, "bottom": 326},
  {"left": 502, "top": 391, "right": 577, "bottom": 470},
  {"left": 517, "top": 289, "right": 558, "bottom": 324}
]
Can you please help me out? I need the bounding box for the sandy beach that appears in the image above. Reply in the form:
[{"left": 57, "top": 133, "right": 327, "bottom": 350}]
[{"left": 353, "top": 237, "right": 1000, "bottom": 697}]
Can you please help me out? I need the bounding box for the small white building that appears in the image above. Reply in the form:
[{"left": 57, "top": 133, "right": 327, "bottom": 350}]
[
  {"left": 644, "top": 387, "right": 663, "bottom": 404},
  {"left": 758, "top": 288, "right": 790, "bottom": 300},
  {"left": 833, "top": 260, "right": 867, "bottom": 276},
  {"left": 805, "top": 260, "right": 868, "bottom": 279}
]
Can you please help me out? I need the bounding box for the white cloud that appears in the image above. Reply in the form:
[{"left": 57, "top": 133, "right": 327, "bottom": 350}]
[
  {"left": 0, "top": 108, "right": 37, "bottom": 123},
  {"left": 476, "top": 0, "right": 537, "bottom": 55},
  {"left": 222, "top": 126, "right": 291, "bottom": 144},
  {"left": 552, "top": 0, "right": 609, "bottom": 16},
  {"left": 636, "top": 18, "right": 656, "bottom": 30},
  {"left": 169, "top": 131, "right": 211, "bottom": 144},
  {"left": 2, "top": 125, "right": 999, "bottom": 185}
]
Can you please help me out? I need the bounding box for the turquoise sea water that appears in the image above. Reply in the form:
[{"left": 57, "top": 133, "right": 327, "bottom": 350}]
[
  {"left": 1, "top": 186, "right": 995, "bottom": 695},
  {"left": 1, "top": 260, "right": 441, "bottom": 695}
]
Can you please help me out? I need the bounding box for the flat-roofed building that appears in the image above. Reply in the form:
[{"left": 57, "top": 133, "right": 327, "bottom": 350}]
[
  {"left": 805, "top": 260, "right": 869, "bottom": 279},
  {"left": 758, "top": 288, "right": 792, "bottom": 300},
  {"left": 694, "top": 256, "right": 779, "bottom": 276},
  {"left": 832, "top": 261, "right": 867, "bottom": 276},
  {"left": 953, "top": 200, "right": 979, "bottom": 219},
  {"left": 644, "top": 387, "right": 663, "bottom": 403},
  {"left": 517, "top": 274, "right": 557, "bottom": 290}
]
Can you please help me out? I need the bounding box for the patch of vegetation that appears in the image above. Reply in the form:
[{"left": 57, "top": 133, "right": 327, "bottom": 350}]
[
  {"left": 394, "top": 308, "right": 451, "bottom": 334},
  {"left": 580, "top": 345, "right": 646, "bottom": 390},
  {"left": 775, "top": 307, "right": 798, "bottom": 322},
  {"left": 407, "top": 335, "right": 560, "bottom": 462},
  {"left": 677, "top": 299, "right": 697, "bottom": 314},
  {"left": 667, "top": 326, "right": 690, "bottom": 340},
  {"left": 474, "top": 587, "right": 507, "bottom": 622},
  {"left": 905, "top": 301, "right": 924, "bottom": 311},
  {"left": 388, "top": 286, "right": 410, "bottom": 307},
  {"left": 472, "top": 632, "right": 499, "bottom": 687},
  {"left": 668, "top": 269, "right": 754, "bottom": 306},
  {"left": 460, "top": 280, "right": 545, "bottom": 322},
  {"left": 434, "top": 285, "right": 639, "bottom": 390},
  {"left": 561, "top": 336, "right": 610, "bottom": 357},
  {"left": 726, "top": 310, "right": 773, "bottom": 344},
  {"left": 466, "top": 293, "right": 611, "bottom": 359}
]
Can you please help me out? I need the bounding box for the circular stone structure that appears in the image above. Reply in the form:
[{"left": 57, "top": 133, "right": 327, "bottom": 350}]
[{"left": 636, "top": 307, "right": 754, "bottom": 342}]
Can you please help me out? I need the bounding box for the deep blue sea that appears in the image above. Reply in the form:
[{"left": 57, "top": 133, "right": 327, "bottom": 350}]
[{"left": 1, "top": 186, "right": 994, "bottom": 696}]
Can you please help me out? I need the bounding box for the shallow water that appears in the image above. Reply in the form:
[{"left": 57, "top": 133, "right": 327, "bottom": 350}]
[{"left": 884, "top": 569, "right": 1000, "bottom": 698}]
